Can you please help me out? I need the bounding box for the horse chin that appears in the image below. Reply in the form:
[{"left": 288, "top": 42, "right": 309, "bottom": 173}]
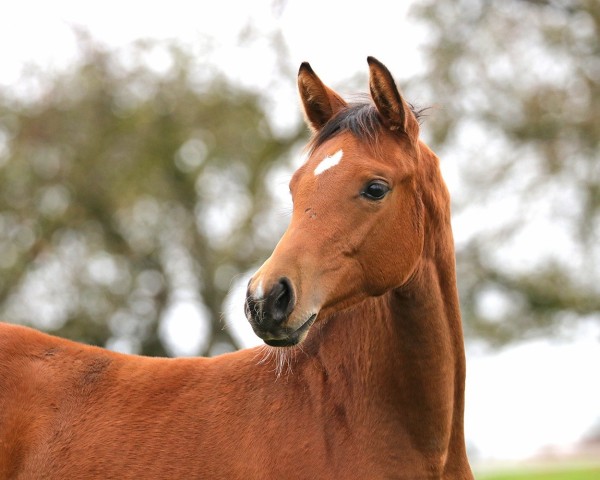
[{"left": 263, "top": 313, "right": 317, "bottom": 348}]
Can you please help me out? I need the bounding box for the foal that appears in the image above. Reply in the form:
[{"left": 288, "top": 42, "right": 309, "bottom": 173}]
[{"left": 0, "top": 57, "right": 473, "bottom": 479}]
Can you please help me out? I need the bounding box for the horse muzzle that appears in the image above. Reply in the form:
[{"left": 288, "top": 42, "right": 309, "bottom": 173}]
[{"left": 245, "top": 277, "right": 317, "bottom": 346}]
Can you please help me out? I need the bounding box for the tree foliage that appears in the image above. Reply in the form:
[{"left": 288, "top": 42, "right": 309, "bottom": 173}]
[
  {"left": 0, "top": 35, "right": 305, "bottom": 356},
  {"left": 2, "top": 1, "right": 598, "bottom": 354},
  {"left": 413, "top": 0, "right": 600, "bottom": 344}
]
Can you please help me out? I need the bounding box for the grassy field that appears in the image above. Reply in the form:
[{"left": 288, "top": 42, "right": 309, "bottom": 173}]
[{"left": 476, "top": 464, "right": 600, "bottom": 480}]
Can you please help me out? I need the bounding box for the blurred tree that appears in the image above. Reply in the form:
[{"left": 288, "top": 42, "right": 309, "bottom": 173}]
[
  {"left": 0, "top": 33, "right": 305, "bottom": 356},
  {"left": 412, "top": 0, "right": 600, "bottom": 344},
  {"left": 3, "top": 1, "right": 598, "bottom": 354}
]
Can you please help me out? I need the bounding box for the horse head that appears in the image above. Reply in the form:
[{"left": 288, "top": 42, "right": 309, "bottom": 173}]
[{"left": 246, "top": 57, "right": 425, "bottom": 347}]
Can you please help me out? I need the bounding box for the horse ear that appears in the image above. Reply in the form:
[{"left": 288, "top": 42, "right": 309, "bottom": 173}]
[
  {"left": 298, "top": 62, "right": 347, "bottom": 132},
  {"left": 367, "top": 56, "right": 419, "bottom": 143}
]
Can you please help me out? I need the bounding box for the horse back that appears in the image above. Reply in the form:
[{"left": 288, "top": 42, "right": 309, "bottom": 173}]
[
  {"left": 0, "top": 323, "right": 124, "bottom": 478},
  {"left": 0, "top": 323, "right": 255, "bottom": 479}
]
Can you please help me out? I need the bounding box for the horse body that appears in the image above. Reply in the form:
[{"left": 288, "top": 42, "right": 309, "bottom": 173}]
[
  {"left": 0, "top": 308, "right": 461, "bottom": 479},
  {"left": 0, "top": 58, "right": 473, "bottom": 479}
]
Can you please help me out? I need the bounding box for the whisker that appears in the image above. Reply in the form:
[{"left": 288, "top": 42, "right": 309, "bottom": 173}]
[{"left": 254, "top": 344, "right": 301, "bottom": 380}]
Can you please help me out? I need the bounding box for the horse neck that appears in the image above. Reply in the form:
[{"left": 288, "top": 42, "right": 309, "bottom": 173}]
[{"left": 304, "top": 144, "right": 467, "bottom": 464}]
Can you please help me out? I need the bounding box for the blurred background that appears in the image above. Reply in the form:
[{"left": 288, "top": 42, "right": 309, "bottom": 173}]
[{"left": 0, "top": 0, "right": 598, "bottom": 477}]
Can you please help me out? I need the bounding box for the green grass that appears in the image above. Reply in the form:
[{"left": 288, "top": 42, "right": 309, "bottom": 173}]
[
  {"left": 475, "top": 465, "right": 600, "bottom": 480},
  {"left": 476, "top": 465, "right": 600, "bottom": 480}
]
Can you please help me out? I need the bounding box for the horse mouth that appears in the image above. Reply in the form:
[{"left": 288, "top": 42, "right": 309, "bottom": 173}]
[{"left": 263, "top": 314, "right": 317, "bottom": 347}]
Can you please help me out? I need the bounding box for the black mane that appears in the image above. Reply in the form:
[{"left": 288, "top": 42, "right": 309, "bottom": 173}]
[{"left": 309, "top": 100, "right": 426, "bottom": 153}]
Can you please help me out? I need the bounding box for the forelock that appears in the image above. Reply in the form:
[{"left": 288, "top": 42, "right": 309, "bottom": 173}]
[{"left": 308, "top": 97, "right": 426, "bottom": 155}]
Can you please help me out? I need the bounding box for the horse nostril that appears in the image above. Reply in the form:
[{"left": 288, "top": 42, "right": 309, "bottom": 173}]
[
  {"left": 270, "top": 277, "right": 295, "bottom": 324},
  {"left": 246, "top": 277, "right": 296, "bottom": 331}
]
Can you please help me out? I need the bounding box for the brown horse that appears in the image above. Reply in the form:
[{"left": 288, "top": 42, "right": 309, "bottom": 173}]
[{"left": 0, "top": 58, "right": 473, "bottom": 479}]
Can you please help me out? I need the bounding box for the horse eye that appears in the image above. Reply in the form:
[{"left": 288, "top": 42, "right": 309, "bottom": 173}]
[{"left": 362, "top": 181, "right": 390, "bottom": 200}]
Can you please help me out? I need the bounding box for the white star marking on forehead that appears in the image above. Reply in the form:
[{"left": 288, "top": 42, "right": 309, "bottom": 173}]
[{"left": 313, "top": 149, "right": 344, "bottom": 176}]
